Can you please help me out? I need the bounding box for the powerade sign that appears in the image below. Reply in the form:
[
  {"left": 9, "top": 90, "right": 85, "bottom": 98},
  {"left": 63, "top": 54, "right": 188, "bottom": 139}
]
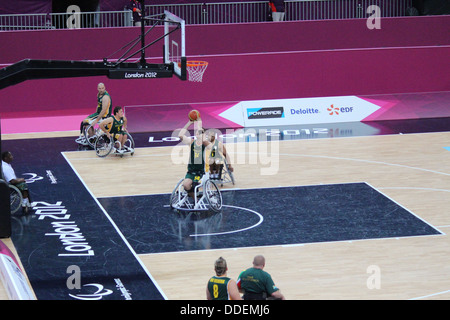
[
  {"left": 220, "top": 96, "right": 381, "bottom": 127},
  {"left": 247, "top": 107, "right": 284, "bottom": 119}
]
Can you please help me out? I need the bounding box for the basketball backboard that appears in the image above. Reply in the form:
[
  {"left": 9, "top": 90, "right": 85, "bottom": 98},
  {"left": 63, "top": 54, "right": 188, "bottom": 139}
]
[
  {"left": 0, "top": 11, "right": 188, "bottom": 89},
  {"left": 164, "top": 10, "right": 187, "bottom": 81}
]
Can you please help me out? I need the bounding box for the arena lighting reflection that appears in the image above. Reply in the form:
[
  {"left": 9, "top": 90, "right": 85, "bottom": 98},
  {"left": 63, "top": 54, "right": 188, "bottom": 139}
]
[{"left": 146, "top": 122, "right": 381, "bottom": 144}]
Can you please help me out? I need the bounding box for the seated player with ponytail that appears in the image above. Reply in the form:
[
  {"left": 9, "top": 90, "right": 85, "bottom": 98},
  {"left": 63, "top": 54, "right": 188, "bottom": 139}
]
[{"left": 206, "top": 257, "right": 242, "bottom": 300}]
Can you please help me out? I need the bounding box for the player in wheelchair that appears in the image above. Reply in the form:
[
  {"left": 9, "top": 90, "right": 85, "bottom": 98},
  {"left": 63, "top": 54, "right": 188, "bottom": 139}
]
[
  {"left": 170, "top": 119, "right": 222, "bottom": 213},
  {"left": 75, "top": 117, "right": 107, "bottom": 149},
  {"left": 2, "top": 151, "right": 30, "bottom": 214},
  {"left": 95, "top": 106, "right": 135, "bottom": 157},
  {"left": 75, "top": 83, "right": 112, "bottom": 148},
  {"left": 205, "top": 129, "right": 235, "bottom": 187},
  {"left": 170, "top": 171, "right": 222, "bottom": 213}
]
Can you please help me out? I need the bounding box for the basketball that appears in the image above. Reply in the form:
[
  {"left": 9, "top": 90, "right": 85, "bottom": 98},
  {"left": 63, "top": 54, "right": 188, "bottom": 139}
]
[{"left": 188, "top": 109, "right": 200, "bottom": 121}]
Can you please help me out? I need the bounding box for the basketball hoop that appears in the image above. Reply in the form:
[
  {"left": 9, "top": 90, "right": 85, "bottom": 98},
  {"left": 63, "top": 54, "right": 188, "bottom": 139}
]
[{"left": 186, "top": 61, "right": 208, "bottom": 82}]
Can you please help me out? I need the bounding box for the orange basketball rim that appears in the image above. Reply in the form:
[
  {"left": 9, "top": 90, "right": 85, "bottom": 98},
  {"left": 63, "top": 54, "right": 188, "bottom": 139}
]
[{"left": 186, "top": 61, "right": 208, "bottom": 82}]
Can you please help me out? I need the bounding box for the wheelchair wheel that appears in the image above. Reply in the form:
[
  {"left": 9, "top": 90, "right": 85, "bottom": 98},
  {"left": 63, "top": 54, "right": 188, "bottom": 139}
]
[
  {"left": 170, "top": 179, "right": 185, "bottom": 209},
  {"left": 219, "top": 159, "right": 235, "bottom": 187},
  {"left": 75, "top": 122, "right": 90, "bottom": 145},
  {"left": 9, "top": 184, "right": 23, "bottom": 214},
  {"left": 204, "top": 179, "right": 222, "bottom": 213},
  {"left": 225, "top": 159, "right": 235, "bottom": 186},
  {"left": 95, "top": 134, "right": 114, "bottom": 157},
  {"left": 228, "top": 167, "right": 235, "bottom": 185},
  {"left": 84, "top": 123, "right": 99, "bottom": 148},
  {"left": 123, "top": 132, "right": 135, "bottom": 155}
]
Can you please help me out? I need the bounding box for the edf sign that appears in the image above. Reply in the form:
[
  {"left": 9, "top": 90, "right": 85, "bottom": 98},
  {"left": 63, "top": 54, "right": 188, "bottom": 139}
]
[{"left": 340, "top": 107, "right": 354, "bottom": 113}]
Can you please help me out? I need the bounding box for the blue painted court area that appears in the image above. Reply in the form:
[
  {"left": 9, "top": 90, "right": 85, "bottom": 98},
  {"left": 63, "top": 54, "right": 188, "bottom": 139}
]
[
  {"left": 99, "top": 183, "right": 441, "bottom": 254},
  {"left": 1, "top": 118, "right": 445, "bottom": 300},
  {"left": 4, "top": 137, "right": 165, "bottom": 300}
]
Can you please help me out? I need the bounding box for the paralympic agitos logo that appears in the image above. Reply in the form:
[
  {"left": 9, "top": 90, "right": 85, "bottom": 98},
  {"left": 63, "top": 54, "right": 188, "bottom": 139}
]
[{"left": 247, "top": 107, "right": 285, "bottom": 119}]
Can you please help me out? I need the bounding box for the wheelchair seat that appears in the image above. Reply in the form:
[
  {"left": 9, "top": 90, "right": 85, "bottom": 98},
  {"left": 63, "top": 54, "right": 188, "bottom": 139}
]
[
  {"left": 170, "top": 172, "right": 222, "bottom": 213},
  {"left": 209, "top": 158, "right": 235, "bottom": 187},
  {"left": 94, "top": 132, "right": 135, "bottom": 158},
  {"left": 76, "top": 118, "right": 108, "bottom": 148},
  {"left": 0, "top": 178, "right": 23, "bottom": 214}
]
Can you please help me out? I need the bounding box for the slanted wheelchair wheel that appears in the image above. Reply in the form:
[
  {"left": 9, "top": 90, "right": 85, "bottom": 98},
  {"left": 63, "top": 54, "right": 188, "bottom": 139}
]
[
  {"left": 75, "top": 122, "right": 90, "bottom": 146},
  {"left": 124, "top": 132, "right": 135, "bottom": 156},
  {"left": 228, "top": 165, "right": 235, "bottom": 185},
  {"left": 219, "top": 160, "right": 235, "bottom": 187},
  {"left": 95, "top": 134, "right": 114, "bottom": 157},
  {"left": 204, "top": 179, "right": 222, "bottom": 213},
  {"left": 9, "top": 184, "right": 23, "bottom": 214},
  {"left": 84, "top": 123, "right": 99, "bottom": 148},
  {"left": 170, "top": 179, "right": 185, "bottom": 209}
]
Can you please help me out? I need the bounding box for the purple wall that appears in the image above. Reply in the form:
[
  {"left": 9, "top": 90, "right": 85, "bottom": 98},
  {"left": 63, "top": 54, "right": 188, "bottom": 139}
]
[
  {"left": 0, "top": 15, "right": 447, "bottom": 64},
  {"left": 0, "top": 16, "right": 449, "bottom": 119},
  {"left": 189, "top": 15, "right": 450, "bottom": 54},
  {"left": 0, "top": 0, "right": 51, "bottom": 14}
]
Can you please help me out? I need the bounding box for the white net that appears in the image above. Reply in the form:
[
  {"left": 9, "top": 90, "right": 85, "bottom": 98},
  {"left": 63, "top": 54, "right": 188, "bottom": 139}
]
[{"left": 186, "top": 61, "right": 208, "bottom": 82}]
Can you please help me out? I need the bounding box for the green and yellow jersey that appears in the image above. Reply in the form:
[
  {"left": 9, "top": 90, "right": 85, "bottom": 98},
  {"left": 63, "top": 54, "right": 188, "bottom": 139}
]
[
  {"left": 96, "top": 91, "right": 112, "bottom": 119},
  {"left": 207, "top": 276, "right": 232, "bottom": 300}
]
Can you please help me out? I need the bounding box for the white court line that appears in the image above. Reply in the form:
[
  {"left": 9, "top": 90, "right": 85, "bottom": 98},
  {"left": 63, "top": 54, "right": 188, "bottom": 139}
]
[
  {"left": 64, "top": 135, "right": 450, "bottom": 300},
  {"left": 140, "top": 181, "right": 445, "bottom": 256},
  {"left": 366, "top": 184, "right": 445, "bottom": 235},
  {"left": 378, "top": 186, "right": 450, "bottom": 232},
  {"left": 66, "top": 147, "right": 449, "bottom": 246},
  {"left": 410, "top": 289, "right": 450, "bottom": 300},
  {"left": 379, "top": 187, "right": 450, "bottom": 193},
  {"left": 189, "top": 205, "right": 264, "bottom": 237},
  {"left": 66, "top": 149, "right": 450, "bottom": 177},
  {"left": 274, "top": 153, "right": 450, "bottom": 177},
  {"left": 61, "top": 152, "right": 168, "bottom": 300}
]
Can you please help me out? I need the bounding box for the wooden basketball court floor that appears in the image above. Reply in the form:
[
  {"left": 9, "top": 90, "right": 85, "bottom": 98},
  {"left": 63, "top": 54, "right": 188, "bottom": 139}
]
[{"left": 1, "top": 121, "right": 449, "bottom": 300}]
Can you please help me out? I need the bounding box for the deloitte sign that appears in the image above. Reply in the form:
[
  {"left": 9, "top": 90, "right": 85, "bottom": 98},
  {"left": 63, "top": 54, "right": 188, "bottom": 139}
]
[{"left": 219, "top": 96, "right": 381, "bottom": 127}]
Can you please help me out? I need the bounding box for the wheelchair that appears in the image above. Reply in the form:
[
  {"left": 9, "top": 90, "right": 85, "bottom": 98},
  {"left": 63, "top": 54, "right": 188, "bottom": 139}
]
[
  {"left": 75, "top": 118, "right": 105, "bottom": 148},
  {"left": 209, "top": 158, "right": 235, "bottom": 187},
  {"left": 94, "top": 131, "right": 135, "bottom": 158},
  {"left": 0, "top": 179, "right": 23, "bottom": 214},
  {"left": 170, "top": 172, "right": 223, "bottom": 213}
]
